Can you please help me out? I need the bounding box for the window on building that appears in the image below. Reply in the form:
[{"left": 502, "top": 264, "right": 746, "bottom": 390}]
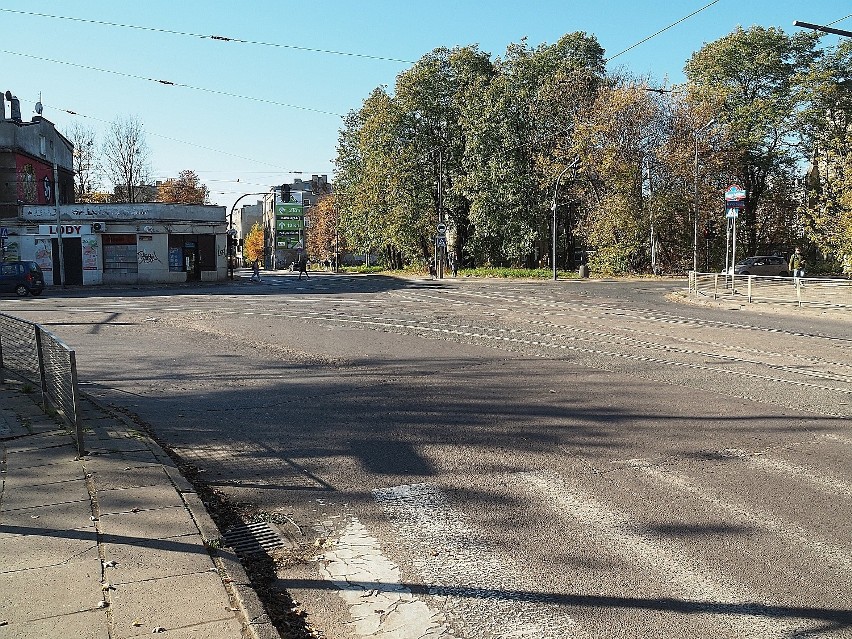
[
  {"left": 102, "top": 234, "right": 138, "bottom": 273},
  {"left": 168, "top": 234, "right": 185, "bottom": 272}
]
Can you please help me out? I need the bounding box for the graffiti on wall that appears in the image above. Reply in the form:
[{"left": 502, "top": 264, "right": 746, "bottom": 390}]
[
  {"left": 137, "top": 250, "right": 162, "bottom": 264},
  {"left": 16, "top": 156, "right": 53, "bottom": 205}
]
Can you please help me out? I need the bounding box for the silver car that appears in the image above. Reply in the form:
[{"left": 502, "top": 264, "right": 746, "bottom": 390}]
[{"left": 731, "top": 255, "right": 789, "bottom": 276}]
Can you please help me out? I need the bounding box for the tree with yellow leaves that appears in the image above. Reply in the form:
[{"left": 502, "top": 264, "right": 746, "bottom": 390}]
[
  {"left": 243, "top": 222, "right": 264, "bottom": 264},
  {"left": 157, "top": 169, "right": 209, "bottom": 204}
]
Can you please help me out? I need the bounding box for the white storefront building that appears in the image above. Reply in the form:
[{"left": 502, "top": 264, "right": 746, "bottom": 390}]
[{"left": 4, "top": 203, "right": 228, "bottom": 286}]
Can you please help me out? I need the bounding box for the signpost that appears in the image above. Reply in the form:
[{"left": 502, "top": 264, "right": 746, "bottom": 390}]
[
  {"left": 724, "top": 185, "right": 746, "bottom": 283},
  {"left": 435, "top": 223, "right": 447, "bottom": 278}
]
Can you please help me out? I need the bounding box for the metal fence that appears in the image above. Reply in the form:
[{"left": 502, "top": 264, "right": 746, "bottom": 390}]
[
  {"left": 688, "top": 272, "right": 852, "bottom": 309},
  {"left": 0, "top": 313, "right": 84, "bottom": 456}
]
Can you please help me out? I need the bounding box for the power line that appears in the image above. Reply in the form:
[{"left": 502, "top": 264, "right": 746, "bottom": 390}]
[
  {"left": 0, "top": 7, "right": 415, "bottom": 64},
  {"left": 607, "top": 0, "right": 721, "bottom": 61},
  {"left": 23, "top": 95, "right": 323, "bottom": 178},
  {"left": 0, "top": 49, "right": 344, "bottom": 117}
]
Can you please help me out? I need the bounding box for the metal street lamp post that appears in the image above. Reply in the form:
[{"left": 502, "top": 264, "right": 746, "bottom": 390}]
[
  {"left": 229, "top": 192, "right": 266, "bottom": 279},
  {"left": 551, "top": 159, "right": 578, "bottom": 281},
  {"left": 694, "top": 119, "right": 716, "bottom": 274}
]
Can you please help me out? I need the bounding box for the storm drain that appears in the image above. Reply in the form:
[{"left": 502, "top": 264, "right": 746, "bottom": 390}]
[{"left": 223, "top": 521, "right": 285, "bottom": 556}]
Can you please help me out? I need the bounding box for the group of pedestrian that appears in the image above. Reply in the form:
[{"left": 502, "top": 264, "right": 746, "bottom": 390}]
[{"left": 428, "top": 253, "right": 460, "bottom": 280}]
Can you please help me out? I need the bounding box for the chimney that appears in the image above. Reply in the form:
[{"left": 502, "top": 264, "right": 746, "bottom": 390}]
[
  {"left": 1, "top": 91, "right": 5, "bottom": 120},
  {"left": 5, "top": 91, "right": 21, "bottom": 122}
]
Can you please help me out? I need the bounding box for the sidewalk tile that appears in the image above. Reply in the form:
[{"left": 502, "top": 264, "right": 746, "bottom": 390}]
[
  {"left": 1, "top": 499, "right": 95, "bottom": 534},
  {"left": 0, "top": 529, "right": 97, "bottom": 572},
  {"left": 0, "top": 477, "right": 90, "bottom": 510},
  {"left": 103, "top": 533, "right": 216, "bottom": 583},
  {"left": 98, "top": 506, "right": 198, "bottom": 541},
  {"left": 97, "top": 484, "right": 187, "bottom": 515},
  {"left": 108, "top": 571, "right": 240, "bottom": 638}
]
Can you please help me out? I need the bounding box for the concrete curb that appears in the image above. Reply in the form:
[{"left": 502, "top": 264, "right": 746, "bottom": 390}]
[{"left": 79, "top": 393, "right": 275, "bottom": 639}]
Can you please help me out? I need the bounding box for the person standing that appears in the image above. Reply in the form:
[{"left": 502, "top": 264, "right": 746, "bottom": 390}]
[
  {"left": 788, "top": 247, "right": 806, "bottom": 281},
  {"left": 251, "top": 259, "right": 261, "bottom": 282},
  {"left": 297, "top": 251, "right": 309, "bottom": 280}
]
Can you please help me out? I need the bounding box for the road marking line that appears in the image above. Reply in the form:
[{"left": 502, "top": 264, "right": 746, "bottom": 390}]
[
  {"left": 373, "top": 483, "right": 578, "bottom": 638},
  {"left": 521, "top": 471, "right": 810, "bottom": 637},
  {"left": 721, "top": 449, "right": 852, "bottom": 499},
  {"left": 319, "top": 517, "right": 456, "bottom": 638},
  {"left": 623, "top": 461, "right": 852, "bottom": 572}
]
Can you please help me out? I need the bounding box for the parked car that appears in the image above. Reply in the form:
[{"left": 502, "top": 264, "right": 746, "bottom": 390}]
[
  {"left": 729, "top": 256, "right": 789, "bottom": 277},
  {"left": 0, "top": 261, "right": 45, "bottom": 296}
]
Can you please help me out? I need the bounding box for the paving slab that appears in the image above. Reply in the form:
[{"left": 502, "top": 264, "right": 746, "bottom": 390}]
[
  {"left": 1, "top": 498, "right": 96, "bottom": 534},
  {"left": 3, "top": 445, "right": 80, "bottom": 471},
  {"left": 0, "top": 608, "right": 109, "bottom": 639},
  {"left": 0, "top": 529, "right": 97, "bottom": 572},
  {"left": 108, "top": 571, "right": 242, "bottom": 637},
  {"left": 96, "top": 483, "right": 188, "bottom": 515},
  {"left": 2, "top": 461, "right": 86, "bottom": 487},
  {"left": 86, "top": 464, "right": 172, "bottom": 490},
  {"left": 103, "top": 532, "right": 217, "bottom": 583},
  {"left": 2, "top": 430, "right": 71, "bottom": 452},
  {"left": 0, "top": 545, "right": 103, "bottom": 624},
  {"left": 98, "top": 506, "right": 200, "bottom": 542},
  {"left": 0, "top": 476, "right": 90, "bottom": 510}
]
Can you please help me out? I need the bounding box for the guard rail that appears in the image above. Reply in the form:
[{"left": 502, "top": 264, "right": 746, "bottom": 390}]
[{"left": 688, "top": 272, "right": 852, "bottom": 309}]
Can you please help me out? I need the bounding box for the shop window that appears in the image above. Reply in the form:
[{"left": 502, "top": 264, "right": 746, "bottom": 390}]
[{"left": 103, "top": 233, "right": 138, "bottom": 273}]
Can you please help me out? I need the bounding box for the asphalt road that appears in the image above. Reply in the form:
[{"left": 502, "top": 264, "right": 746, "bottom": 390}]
[{"left": 3, "top": 271, "right": 850, "bottom": 638}]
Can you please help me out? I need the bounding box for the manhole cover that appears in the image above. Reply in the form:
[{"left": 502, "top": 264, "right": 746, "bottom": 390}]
[{"left": 223, "top": 521, "right": 285, "bottom": 556}]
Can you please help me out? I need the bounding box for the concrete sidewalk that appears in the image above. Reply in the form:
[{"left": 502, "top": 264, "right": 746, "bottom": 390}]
[{"left": 0, "top": 381, "right": 273, "bottom": 639}]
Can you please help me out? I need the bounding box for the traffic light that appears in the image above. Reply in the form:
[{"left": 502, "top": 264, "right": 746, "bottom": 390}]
[{"left": 280, "top": 184, "right": 291, "bottom": 203}]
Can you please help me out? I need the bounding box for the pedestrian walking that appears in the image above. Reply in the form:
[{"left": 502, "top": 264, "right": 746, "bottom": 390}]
[
  {"left": 788, "top": 247, "right": 806, "bottom": 282},
  {"left": 297, "top": 252, "right": 309, "bottom": 280},
  {"left": 251, "top": 259, "right": 261, "bottom": 282},
  {"left": 428, "top": 257, "right": 436, "bottom": 280}
]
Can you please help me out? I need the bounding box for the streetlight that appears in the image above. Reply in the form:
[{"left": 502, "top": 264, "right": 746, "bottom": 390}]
[
  {"left": 694, "top": 118, "right": 716, "bottom": 274},
  {"left": 229, "top": 192, "right": 266, "bottom": 279},
  {"left": 793, "top": 21, "right": 852, "bottom": 38},
  {"left": 551, "top": 158, "right": 579, "bottom": 281}
]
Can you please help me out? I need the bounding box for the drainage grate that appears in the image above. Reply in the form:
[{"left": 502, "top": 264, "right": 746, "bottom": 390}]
[{"left": 223, "top": 521, "right": 285, "bottom": 556}]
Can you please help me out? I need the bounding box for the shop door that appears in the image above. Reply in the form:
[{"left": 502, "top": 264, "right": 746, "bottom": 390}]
[
  {"left": 184, "top": 240, "right": 200, "bottom": 281},
  {"left": 51, "top": 237, "right": 83, "bottom": 285}
]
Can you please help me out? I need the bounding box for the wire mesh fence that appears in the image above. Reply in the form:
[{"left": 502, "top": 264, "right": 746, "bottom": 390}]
[
  {"left": 0, "top": 313, "right": 84, "bottom": 456},
  {"left": 688, "top": 272, "right": 852, "bottom": 309}
]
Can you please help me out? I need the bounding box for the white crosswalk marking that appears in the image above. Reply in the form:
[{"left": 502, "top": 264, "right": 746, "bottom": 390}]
[
  {"left": 520, "top": 471, "right": 813, "bottom": 638},
  {"left": 373, "top": 483, "right": 578, "bottom": 638},
  {"left": 319, "top": 518, "right": 456, "bottom": 639}
]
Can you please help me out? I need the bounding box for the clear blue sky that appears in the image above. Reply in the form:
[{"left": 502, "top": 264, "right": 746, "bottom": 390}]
[{"left": 2, "top": 1, "right": 848, "bottom": 213}]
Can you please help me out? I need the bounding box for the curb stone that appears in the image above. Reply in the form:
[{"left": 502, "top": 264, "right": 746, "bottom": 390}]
[{"left": 79, "top": 393, "right": 274, "bottom": 639}]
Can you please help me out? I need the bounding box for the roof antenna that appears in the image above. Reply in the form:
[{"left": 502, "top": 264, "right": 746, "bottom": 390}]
[{"left": 35, "top": 92, "right": 43, "bottom": 116}]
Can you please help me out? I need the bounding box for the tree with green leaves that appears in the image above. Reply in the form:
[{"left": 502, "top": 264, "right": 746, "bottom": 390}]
[
  {"left": 462, "top": 33, "right": 605, "bottom": 267},
  {"left": 684, "top": 26, "right": 821, "bottom": 256},
  {"left": 798, "top": 39, "right": 852, "bottom": 263}
]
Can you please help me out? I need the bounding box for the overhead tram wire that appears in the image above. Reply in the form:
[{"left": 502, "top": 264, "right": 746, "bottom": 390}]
[
  {"left": 0, "top": 8, "right": 415, "bottom": 65},
  {"left": 26, "top": 95, "right": 310, "bottom": 176},
  {"left": 606, "top": 0, "right": 721, "bottom": 61},
  {"left": 0, "top": 50, "right": 345, "bottom": 117}
]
